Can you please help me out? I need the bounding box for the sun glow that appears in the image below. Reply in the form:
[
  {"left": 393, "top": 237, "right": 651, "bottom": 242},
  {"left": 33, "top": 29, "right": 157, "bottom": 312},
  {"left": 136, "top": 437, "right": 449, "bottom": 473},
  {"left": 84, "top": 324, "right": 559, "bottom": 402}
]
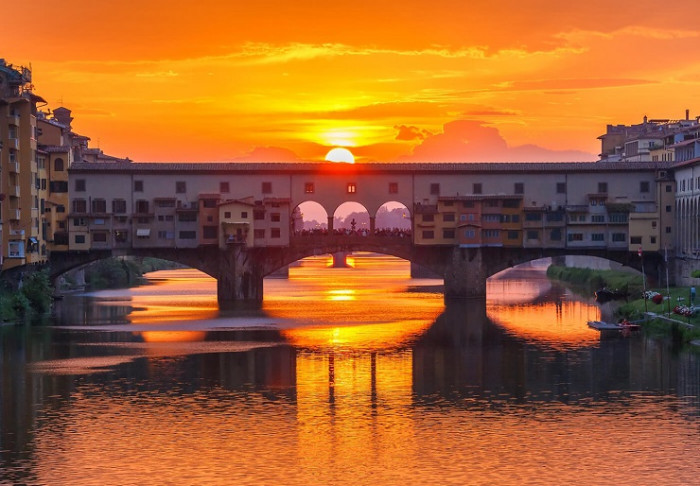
[{"left": 325, "top": 147, "right": 355, "bottom": 163}]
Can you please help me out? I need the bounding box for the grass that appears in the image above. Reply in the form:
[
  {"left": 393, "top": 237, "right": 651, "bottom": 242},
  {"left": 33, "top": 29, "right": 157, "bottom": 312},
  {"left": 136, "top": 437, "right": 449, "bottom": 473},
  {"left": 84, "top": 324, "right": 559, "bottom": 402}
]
[{"left": 546, "top": 265, "right": 643, "bottom": 295}]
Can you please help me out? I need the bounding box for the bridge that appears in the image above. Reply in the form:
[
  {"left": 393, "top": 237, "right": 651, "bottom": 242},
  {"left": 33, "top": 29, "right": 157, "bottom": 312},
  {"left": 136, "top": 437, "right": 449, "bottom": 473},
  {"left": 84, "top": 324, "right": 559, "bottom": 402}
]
[{"left": 5, "top": 161, "right": 674, "bottom": 307}]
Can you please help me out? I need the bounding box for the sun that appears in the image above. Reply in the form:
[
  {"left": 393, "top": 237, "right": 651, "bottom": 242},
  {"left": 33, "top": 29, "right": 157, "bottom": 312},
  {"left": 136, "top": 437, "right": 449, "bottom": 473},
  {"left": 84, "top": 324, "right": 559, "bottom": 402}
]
[{"left": 325, "top": 147, "right": 355, "bottom": 164}]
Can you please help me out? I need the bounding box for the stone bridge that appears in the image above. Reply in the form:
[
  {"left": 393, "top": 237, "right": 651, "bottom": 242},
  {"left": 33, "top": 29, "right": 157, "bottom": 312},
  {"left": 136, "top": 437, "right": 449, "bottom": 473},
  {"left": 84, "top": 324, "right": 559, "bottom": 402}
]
[{"left": 43, "top": 236, "right": 662, "bottom": 309}]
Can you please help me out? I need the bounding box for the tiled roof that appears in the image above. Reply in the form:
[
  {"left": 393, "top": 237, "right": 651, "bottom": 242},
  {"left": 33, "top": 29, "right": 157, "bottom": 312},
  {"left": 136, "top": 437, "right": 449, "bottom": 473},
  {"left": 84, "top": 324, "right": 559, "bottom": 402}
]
[{"left": 69, "top": 160, "right": 672, "bottom": 174}]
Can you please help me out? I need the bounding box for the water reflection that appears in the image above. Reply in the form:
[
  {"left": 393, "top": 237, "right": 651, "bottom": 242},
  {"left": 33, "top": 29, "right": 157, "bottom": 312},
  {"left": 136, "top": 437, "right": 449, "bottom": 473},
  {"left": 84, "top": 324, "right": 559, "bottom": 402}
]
[{"left": 1, "top": 255, "right": 699, "bottom": 485}]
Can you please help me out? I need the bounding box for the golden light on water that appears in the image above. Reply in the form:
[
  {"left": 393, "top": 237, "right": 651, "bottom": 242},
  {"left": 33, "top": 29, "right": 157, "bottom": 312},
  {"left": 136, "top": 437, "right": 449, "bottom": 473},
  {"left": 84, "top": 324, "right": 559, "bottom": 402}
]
[{"left": 325, "top": 289, "right": 356, "bottom": 301}]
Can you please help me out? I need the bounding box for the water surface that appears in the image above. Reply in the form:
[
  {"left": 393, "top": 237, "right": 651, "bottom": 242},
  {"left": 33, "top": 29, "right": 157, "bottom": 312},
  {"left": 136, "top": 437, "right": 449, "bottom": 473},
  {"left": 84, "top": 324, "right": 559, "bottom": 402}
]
[{"left": 1, "top": 255, "right": 698, "bottom": 485}]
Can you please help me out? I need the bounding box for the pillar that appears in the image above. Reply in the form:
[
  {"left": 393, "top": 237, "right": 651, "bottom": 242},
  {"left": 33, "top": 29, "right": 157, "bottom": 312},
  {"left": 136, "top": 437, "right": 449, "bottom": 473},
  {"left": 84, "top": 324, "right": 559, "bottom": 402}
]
[
  {"left": 217, "top": 245, "right": 263, "bottom": 309},
  {"left": 443, "top": 247, "right": 488, "bottom": 300},
  {"left": 369, "top": 216, "right": 376, "bottom": 234},
  {"left": 327, "top": 216, "right": 334, "bottom": 233}
]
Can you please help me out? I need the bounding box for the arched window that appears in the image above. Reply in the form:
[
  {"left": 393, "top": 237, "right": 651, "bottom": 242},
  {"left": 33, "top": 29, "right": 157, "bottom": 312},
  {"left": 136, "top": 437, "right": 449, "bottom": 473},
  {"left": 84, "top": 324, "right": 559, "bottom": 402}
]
[{"left": 54, "top": 158, "right": 64, "bottom": 171}]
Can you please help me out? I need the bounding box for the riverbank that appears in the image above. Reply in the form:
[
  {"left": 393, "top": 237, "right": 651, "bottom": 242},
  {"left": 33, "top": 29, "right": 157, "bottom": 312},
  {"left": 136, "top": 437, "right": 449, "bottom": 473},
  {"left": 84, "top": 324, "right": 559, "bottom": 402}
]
[
  {"left": 547, "top": 264, "right": 699, "bottom": 344},
  {"left": 0, "top": 271, "right": 53, "bottom": 323}
]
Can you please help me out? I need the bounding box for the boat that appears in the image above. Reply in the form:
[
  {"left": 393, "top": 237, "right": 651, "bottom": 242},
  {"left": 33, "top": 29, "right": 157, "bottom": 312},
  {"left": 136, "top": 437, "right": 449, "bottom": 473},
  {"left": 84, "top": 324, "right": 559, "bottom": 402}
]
[
  {"left": 594, "top": 288, "right": 628, "bottom": 302},
  {"left": 587, "top": 320, "right": 640, "bottom": 333}
]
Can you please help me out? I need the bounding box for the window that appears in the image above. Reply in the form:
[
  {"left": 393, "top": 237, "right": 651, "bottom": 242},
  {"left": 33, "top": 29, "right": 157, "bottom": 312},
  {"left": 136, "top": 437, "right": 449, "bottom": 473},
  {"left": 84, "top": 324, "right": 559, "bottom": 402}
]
[
  {"left": 568, "top": 233, "right": 583, "bottom": 241},
  {"left": 92, "top": 232, "right": 108, "bottom": 243},
  {"left": 176, "top": 181, "right": 186, "bottom": 193},
  {"left": 75, "top": 179, "right": 86, "bottom": 192},
  {"left": 223, "top": 211, "right": 231, "bottom": 218},
  {"left": 270, "top": 213, "right": 281, "bottom": 222},
  {"left": 220, "top": 181, "right": 230, "bottom": 193},
  {"left": 598, "top": 182, "right": 608, "bottom": 193},
  {"left": 630, "top": 236, "right": 642, "bottom": 245},
  {"left": 640, "top": 181, "right": 650, "bottom": 193},
  {"left": 135, "top": 200, "right": 149, "bottom": 214},
  {"left": 422, "top": 214, "right": 434, "bottom": 222},
  {"left": 241, "top": 211, "right": 248, "bottom": 219},
  {"left": 473, "top": 183, "right": 482, "bottom": 194},
  {"left": 389, "top": 182, "right": 398, "bottom": 194},
  {"left": 464, "top": 229, "right": 476, "bottom": 238},
  {"left": 612, "top": 233, "right": 626, "bottom": 242},
  {"left": 485, "top": 200, "right": 498, "bottom": 208},
  {"left": 591, "top": 215, "right": 605, "bottom": 223},
  {"left": 422, "top": 230, "right": 434, "bottom": 239},
  {"left": 179, "top": 231, "right": 197, "bottom": 239},
  {"left": 591, "top": 233, "right": 605, "bottom": 241},
  {"left": 443, "top": 201, "right": 454, "bottom": 206},
  {"left": 514, "top": 182, "right": 524, "bottom": 194},
  {"left": 305, "top": 182, "right": 315, "bottom": 194},
  {"left": 506, "top": 231, "right": 517, "bottom": 239},
  {"left": 202, "top": 198, "right": 217, "bottom": 208},
  {"left": 41, "top": 179, "right": 47, "bottom": 190},
  {"left": 73, "top": 218, "right": 87, "bottom": 226},
  {"left": 483, "top": 214, "right": 500, "bottom": 223},
  {"left": 443, "top": 229, "right": 455, "bottom": 239},
  {"left": 556, "top": 182, "right": 566, "bottom": 194},
  {"left": 203, "top": 226, "right": 218, "bottom": 239},
  {"left": 463, "top": 201, "right": 475, "bottom": 208},
  {"left": 112, "top": 199, "right": 127, "bottom": 214},
  {"left": 665, "top": 184, "right": 672, "bottom": 193},
  {"left": 157, "top": 231, "right": 174, "bottom": 240},
  {"left": 72, "top": 199, "right": 87, "bottom": 213},
  {"left": 347, "top": 182, "right": 357, "bottom": 194},
  {"left": 92, "top": 199, "right": 107, "bottom": 213},
  {"left": 443, "top": 213, "right": 455, "bottom": 222},
  {"left": 609, "top": 213, "right": 628, "bottom": 223},
  {"left": 550, "top": 228, "right": 562, "bottom": 241},
  {"left": 650, "top": 236, "right": 656, "bottom": 244},
  {"left": 56, "top": 205, "right": 65, "bottom": 213},
  {"left": 155, "top": 199, "right": 175, "bottom": 208},
  {"left": 526, "top": 230, "right": 539, "bottom": 240},
  {"left": 430, "top": 183, "right": 440, "bottom": 195},
  {"left": 178, "top": 212, "right": 197, "bottom": 222},
  {"left": 547, "top": 212, "right": 563, "bottom": 222},
  {"left": 271, "top": 228, "right": 281, "bottom": 238},
  {"left": 262, "top": 182, "right": 272, "bottom": 194},
  {"left": 74, "top": 235, "right": 85, "bottom": 244},
  {"left": 525, "top": 212, "right": 542, "bottom": 221},
  {"left": 485, "top": 230, "right": 501, "bottom": 238},
  {"left": 134, "top": 180, "right": 143, "bottom": 192},
  {"left": 254, "top": 229, "right": 265, "bottom": 239},
  {"left": 254, "top": 210, "right": 265, "bottom": 220},
  {"left": 54, "top": 158, "right": 64, "bottom": 171},
  {"left": 502, "top": 199, "right": 519, "bottom": 208},
  {"left": 666, "top": 226, "right": 672, "bottom": 234},
  {"left": 666, "top": 205, "right": 672, "bottom": 213},
  {"left": 50, "top": 181, "right": 68, "bottom": 193}
]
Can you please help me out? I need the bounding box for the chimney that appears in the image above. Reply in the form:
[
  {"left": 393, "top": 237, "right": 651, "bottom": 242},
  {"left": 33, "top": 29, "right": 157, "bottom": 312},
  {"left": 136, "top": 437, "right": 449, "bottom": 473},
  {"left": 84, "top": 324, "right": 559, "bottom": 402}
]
[{"left": 686, "top": 109, "right": 690, "bottom": 120}]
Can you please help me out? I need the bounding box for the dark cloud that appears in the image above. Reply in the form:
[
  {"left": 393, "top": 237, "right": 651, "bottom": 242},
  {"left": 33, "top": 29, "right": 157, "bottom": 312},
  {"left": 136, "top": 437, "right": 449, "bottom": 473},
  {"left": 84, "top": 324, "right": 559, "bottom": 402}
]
[
  {"left": 400, "top": 120, "right": 595, "bottom": 162},
  {"left": 394, "top": 125, "right": 432, "bottom": 141},
  {"left": 233, "top": 146, "right": 301, "bottom": 162}
]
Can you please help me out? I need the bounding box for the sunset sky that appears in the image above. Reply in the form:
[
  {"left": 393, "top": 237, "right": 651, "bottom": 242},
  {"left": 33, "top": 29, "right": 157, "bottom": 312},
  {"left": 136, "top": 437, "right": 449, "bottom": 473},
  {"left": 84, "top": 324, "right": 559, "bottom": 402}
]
[{"left": 4, "top": 0, "right": 700, "bottom": 163}]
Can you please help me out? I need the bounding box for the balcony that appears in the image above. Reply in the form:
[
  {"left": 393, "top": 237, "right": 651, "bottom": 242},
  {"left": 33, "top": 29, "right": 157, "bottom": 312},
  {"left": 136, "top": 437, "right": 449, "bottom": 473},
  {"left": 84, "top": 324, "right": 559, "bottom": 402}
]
[
  {"left": 7, "top": 185, "right": 20, "bottom": 198},
  {"left": 9, "top": 209, "right": 21, "bottom": 221},
  {"left": 8, "top": 114, "right": 20, "bottom": 126},
  {"left": 5, "top": 138, "right": 19, "bottom": 150},
  {"left": 8, "top": 161, "right": 19, "bottom": 173},
  {"left": 9, "top": 228, "right": 24, "bottom": 237}
]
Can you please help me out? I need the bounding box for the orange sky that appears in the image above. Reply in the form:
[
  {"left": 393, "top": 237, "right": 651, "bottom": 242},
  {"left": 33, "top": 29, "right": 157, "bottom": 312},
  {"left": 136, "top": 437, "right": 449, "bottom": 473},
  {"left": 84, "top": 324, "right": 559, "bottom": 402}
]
[{"left": 4, "top": 0, "right": 700, "bottom": 162}]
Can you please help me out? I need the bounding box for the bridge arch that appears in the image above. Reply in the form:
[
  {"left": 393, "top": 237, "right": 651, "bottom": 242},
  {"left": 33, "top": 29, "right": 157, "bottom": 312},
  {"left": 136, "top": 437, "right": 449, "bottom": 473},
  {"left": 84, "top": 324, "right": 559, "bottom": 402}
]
[
  {"left": 294, "top": 200, "right": 330, "bottom": 234},
  {"left": 375, "top": 201, "right": 412, "bottom": 234}
]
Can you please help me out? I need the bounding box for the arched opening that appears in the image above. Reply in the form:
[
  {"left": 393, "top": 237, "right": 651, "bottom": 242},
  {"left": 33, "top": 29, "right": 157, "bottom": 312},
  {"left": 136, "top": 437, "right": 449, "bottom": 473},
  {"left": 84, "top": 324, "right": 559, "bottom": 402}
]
[
  {"left": 375, "top": 201, "right": 411, "bottom": 237},
  {"left": 333, "top": 202, "right": 370, "bottom": 235},
  {"left": 294, "top": 201, "right": 329, "bottom": 235}
]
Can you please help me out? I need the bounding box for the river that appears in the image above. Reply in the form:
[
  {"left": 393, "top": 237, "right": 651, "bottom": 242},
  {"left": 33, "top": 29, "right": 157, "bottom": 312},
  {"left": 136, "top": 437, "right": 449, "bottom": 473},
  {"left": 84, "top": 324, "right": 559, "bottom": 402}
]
[{"left": 1, "top": 254, "right": 698, "bottom": 486}]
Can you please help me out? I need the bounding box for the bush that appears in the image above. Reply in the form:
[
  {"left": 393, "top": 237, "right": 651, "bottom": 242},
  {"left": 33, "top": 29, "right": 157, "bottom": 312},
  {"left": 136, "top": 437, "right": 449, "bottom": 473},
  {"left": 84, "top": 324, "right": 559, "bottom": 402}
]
[{"left": 20, "top": 270, "right": 53, "bottom": 315}]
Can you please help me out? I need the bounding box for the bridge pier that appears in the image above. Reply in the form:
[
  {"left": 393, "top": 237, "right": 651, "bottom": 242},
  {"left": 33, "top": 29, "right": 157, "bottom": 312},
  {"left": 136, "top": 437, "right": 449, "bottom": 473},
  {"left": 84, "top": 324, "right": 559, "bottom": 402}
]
[
  {"left": 443, "top": 247, "right": 488, "bottom": 300},
  {"left": 217, "top": 245, "right": 264, "bottom": 309}
]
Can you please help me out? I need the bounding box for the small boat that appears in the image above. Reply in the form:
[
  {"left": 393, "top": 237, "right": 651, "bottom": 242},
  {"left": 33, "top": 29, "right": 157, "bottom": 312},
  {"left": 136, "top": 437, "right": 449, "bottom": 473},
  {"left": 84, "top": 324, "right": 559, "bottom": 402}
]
[
  {"left": 594, "top": 288, "right": 628, "bottom": 302},
  {"left": 587, "top": 320, "right": 640, "bottom": 333}
]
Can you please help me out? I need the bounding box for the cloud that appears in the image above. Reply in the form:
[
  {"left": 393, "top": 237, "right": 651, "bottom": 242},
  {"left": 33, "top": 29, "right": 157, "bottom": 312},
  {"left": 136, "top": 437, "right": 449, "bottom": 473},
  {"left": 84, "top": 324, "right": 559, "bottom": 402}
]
[
  {"left": 394, "top": 125, "right": 432, "bottom": 141},
  {"left": 232, "top": 146, "right": 301, "bottom": 162},
  {"left": 399, "top": 120, "right": 594, "bottom": 162}
]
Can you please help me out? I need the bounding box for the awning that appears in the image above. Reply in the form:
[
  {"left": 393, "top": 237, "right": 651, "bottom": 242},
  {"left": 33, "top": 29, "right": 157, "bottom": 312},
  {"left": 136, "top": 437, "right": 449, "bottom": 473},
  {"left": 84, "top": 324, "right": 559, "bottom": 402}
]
[
  {"left": 136, "top": 229, "right": 151, "bottom": 237},
  {"left": 28, "top": 237, "right": 38, "bottom": 244}
]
